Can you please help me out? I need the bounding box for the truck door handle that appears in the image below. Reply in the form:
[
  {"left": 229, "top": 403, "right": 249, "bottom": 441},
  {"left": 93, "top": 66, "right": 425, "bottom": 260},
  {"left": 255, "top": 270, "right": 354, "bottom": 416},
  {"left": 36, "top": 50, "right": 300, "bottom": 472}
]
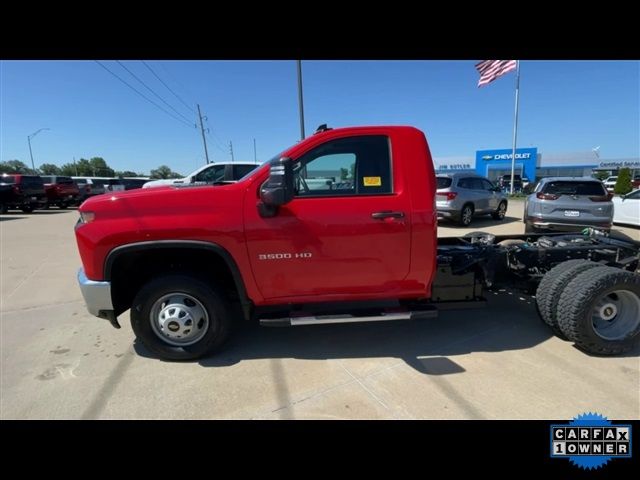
[{"left": 371, "top": 211, "right": 405, "bottom": 219}]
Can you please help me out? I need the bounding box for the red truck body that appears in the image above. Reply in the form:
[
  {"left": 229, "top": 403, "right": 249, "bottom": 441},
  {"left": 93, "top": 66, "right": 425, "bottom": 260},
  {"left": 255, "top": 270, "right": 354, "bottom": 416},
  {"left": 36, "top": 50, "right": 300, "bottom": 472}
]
[
  {"left": 42, "top": 176, "right": 80, "bottom": 208},
  {"left": 74, "top": 125, "right": 640, "bottom": 360},
  {"left": 76, "top": 126, "right": 437, "bottom": 306}
]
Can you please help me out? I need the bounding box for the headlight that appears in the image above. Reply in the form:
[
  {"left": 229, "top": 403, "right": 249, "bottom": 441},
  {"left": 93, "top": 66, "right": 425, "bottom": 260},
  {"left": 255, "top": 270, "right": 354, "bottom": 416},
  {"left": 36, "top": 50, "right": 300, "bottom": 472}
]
[{"left": 79, "top": 211, "right": 95, "bottom": 223}]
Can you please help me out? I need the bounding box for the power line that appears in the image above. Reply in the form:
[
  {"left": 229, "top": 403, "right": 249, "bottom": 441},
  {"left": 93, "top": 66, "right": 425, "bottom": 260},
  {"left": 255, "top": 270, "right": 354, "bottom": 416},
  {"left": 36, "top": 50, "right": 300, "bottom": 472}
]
[
  {"left": 116, "top": 61, "right": 195, "bottom": 124},
  {"left": 142, "top": 61, "right": 197, "bottom": 115},
  {"left": 158, "top": 62, "right": 198, "bottom": 109},
  {"left": 95, "top": 61, "right": 195, "bottom": 129}
]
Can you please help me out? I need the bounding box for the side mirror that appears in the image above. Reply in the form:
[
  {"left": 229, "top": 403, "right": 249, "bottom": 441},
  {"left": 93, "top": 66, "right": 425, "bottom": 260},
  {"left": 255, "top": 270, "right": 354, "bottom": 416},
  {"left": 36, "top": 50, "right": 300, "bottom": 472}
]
[{"left": 259, "top": 157, "right": 294, "bottom": 215}]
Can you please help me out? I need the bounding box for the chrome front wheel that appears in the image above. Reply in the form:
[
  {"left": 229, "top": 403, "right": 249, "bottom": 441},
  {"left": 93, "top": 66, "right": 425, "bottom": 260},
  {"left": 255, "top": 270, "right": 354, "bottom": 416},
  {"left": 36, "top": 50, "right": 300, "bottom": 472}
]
[{"left": 150, "top": 293, "right": 210, "bottom": 346}]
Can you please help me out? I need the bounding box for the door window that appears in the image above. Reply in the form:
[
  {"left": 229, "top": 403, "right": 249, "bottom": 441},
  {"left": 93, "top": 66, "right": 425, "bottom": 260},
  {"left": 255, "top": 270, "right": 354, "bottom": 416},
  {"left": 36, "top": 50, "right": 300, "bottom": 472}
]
[{"left": 294, "top": 136, "right": 392, "bottom": 197}]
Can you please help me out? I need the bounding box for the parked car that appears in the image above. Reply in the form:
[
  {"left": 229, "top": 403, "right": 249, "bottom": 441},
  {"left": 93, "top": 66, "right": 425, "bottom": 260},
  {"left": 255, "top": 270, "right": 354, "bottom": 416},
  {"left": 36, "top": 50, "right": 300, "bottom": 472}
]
[
  {"left": 612, "top": 189, "right": 640, "bottom": 227},
  {"left": 143, "top": 162, "right": 259, "bottom": 188},
  {"left": 0, "top": 174, "right": 47, "bottom": 213},
  {"left": 604, "top": 176, "right": 618, "bottom": 192},
  {"left": 436, "top": 173, "right": 508, "bottom": 226},
  {"left": 524, "top": 177, "right": 613, "bottom": 233},
  {"left": 120, "top": 178, "right": 150, "bottom": 190},
  {"left": 0, "top": 183, "right": 12, "bottom": 214},
  {"left": 41, "top": 175, "right": 80, "bottom": 208},
  {"left": 499, "top": 174, "right": 523, "bottom": 193},
  {"left": 72, "top": 177, "right": 95, "bottom": 204},
  {"left": 72, "top": 177, "right": 125, "bottom": 204}
]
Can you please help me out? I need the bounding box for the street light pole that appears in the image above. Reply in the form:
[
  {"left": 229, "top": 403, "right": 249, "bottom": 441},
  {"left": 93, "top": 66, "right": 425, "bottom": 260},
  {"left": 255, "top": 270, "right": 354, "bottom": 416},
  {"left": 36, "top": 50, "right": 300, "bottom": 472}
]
[
  {"left": 27, "top": 128, "right": 50, "bottom": 172},
  {"left": 27, "top": 136, "right": 35, "bottom": 172},
  {"left": 296, "top": 60, "right": 305, "bottom": 141}
]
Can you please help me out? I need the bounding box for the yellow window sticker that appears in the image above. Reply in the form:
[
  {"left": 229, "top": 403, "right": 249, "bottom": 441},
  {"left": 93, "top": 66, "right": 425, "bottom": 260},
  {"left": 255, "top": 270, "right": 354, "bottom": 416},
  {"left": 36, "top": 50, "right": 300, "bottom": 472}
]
[{"left": 363, "top": 176, "right": 382, "bottom": 187}]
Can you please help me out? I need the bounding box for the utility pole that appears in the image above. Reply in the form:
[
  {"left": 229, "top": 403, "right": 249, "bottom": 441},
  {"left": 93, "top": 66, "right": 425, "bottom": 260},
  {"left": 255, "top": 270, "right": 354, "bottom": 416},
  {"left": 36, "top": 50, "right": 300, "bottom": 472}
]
[
  {"left": 197, "top": 104, "right": 211, "bottom": 164},
  {"left": 229, "top": 141, "right": 234, "bottom": 162},
  {"left": 296, "top": 60, "right": 306, "bottom": 140},
  {"left": 253, "top": 138, "right": 257, "bottom": 162}
]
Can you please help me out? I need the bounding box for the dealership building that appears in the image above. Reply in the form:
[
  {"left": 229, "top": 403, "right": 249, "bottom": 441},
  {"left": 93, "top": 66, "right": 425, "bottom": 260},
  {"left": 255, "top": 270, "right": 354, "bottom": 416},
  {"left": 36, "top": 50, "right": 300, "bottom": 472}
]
[{"left": 434, "top": 147, "right": 640, "bottom": 182}]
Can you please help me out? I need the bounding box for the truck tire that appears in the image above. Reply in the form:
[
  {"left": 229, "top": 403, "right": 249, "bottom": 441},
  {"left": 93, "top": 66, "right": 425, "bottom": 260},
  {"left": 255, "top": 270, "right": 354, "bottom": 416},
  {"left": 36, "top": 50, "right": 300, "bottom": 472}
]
[
  {"left": 491, "top": 201, "right": 507, "bottom": 220},
  {"left": 21, "top": 205, "right": 34, "bottom": 213},
  {"left": 459, "top": 204, "right": 474, "bottom": 226},
  {"left": 557, "top": 267, "right": 640, "bottom": 355},
  {"left": 536, "top": 260, "right": 602, "bottom": 339},
  {"left": 0, "top": 203, "right": 7, "bottom": 214},
  {"left": 130, "top": 275, "right": 231, "bottom": 361}
]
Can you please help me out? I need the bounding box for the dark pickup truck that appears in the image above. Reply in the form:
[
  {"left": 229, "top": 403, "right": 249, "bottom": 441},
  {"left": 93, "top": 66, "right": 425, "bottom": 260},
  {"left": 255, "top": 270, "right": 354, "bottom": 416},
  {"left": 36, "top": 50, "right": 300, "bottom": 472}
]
[{"left": 0, "top": 174, "right": 47, "bottom": 213}]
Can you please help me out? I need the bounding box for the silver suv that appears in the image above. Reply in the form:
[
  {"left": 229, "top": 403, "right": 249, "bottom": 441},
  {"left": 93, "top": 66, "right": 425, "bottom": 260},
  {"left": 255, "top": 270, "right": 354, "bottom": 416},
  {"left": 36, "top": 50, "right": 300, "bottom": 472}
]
[
  {"left": 436, "top": 173, "right": 508, "bottom": 226},
  {"left": 524, "top": 177, "right": 613, "bottom": 233}
]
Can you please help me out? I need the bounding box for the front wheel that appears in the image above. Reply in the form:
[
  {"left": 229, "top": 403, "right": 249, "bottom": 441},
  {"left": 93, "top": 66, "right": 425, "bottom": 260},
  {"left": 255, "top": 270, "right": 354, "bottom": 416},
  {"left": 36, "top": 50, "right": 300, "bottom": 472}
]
[
  {"left": 491, "top": 201, "right": 507, "bottom": 220},
  {"left": 21, "top": 205, "right": 34, "bottom": 213},
  {"left": 130, "top": 275, "right": 231, "bottom": 361},
  {"left": 557, "top": 267, "right": 640, "bottom": 355}
]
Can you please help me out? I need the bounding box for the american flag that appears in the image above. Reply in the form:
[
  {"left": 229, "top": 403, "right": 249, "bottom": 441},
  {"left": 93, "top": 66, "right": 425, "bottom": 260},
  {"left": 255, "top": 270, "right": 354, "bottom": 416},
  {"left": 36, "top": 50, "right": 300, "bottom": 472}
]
[{"left": 475, "top": 60, "right": 517, "bottom": 87}]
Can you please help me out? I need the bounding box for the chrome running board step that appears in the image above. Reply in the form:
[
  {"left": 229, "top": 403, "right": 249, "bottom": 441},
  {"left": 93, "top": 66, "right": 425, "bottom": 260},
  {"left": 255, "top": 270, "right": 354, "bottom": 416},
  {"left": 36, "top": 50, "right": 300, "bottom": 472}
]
[{"left": 259, "top": 310, "right": 437, "bottom": 327}]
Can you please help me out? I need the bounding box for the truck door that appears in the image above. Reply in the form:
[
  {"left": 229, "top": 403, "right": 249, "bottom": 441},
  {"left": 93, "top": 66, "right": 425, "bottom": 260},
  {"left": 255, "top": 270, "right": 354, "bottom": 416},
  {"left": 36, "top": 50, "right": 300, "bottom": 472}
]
[{"left": 244, "top": 135, "right": 412, "bottom": 300}]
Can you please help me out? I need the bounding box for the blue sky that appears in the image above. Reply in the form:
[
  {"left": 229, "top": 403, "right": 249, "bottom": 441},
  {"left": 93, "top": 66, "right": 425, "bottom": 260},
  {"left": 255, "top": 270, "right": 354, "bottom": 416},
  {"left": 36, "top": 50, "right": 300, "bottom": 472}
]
[{"left": 1, "top": 60, "right": 638, "bottom": 175}]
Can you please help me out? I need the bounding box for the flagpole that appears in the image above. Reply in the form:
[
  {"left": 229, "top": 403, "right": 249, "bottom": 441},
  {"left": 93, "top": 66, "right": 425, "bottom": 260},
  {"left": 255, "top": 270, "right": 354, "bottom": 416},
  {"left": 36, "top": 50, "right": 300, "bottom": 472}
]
[{"left": 509, "top": 60, "right": 520, "bottom": 195}]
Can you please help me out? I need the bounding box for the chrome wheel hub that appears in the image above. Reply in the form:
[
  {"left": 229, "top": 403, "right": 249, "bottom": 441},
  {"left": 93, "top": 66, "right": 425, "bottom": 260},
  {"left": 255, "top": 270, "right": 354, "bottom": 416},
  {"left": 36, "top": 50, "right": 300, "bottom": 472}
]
[
  {"left": 591, "top": 290, "right": 640, "bottom": 341},
  {"left": 150, "top": 293, "right": 209, "bottom": 346}
]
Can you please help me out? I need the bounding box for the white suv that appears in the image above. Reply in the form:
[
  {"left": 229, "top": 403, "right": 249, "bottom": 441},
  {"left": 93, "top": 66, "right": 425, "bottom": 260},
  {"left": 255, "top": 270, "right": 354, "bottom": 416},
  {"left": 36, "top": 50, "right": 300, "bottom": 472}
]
[{"left": 143, "top": 162, "right": 259, "bottom": 188}]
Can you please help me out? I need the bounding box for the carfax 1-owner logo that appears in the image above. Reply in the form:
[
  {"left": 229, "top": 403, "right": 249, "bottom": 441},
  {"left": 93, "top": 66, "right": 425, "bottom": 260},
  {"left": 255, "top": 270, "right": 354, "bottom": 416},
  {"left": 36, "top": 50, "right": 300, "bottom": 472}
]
[{"left": 551, "top": 412, "right": 632, "bottom": 469}]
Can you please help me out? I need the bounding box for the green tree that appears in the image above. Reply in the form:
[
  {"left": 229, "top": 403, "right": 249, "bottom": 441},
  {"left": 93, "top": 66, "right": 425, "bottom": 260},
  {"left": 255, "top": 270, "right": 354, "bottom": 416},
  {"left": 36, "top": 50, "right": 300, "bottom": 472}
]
[
  {"left": 593, "top": 171, "right": 609, "bottom": 181},
  {"left": 60, "top": 158, "right": 92, "bottom": 176},
  {"left": 340, "top": 167, "right": 349, "bottom": 180},
  {"left": 59, "top": 163, "right": 79, "bottom": 176},
  {"left": 39, "top": 163, "right": 62, "bottom": 175},
  {"left": 115, "top": 170, "right": 141, "bottom": 178},
  {"left": 614, "top": 168, "right": 633, "bottom": 195},
  {"left": 150, "top": 165, "right": 182, "bottom": 179},
  {"left": 0, "top": 160, "right": 35, "bottom": 174},
  {"left": 89, "top": 157, "right": 115, "bottom": 177}
]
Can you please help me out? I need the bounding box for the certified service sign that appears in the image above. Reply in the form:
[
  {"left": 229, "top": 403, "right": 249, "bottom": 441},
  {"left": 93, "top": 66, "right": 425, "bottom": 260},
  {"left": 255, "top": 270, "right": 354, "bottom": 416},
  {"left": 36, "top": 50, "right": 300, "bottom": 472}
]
[{"left": 551, "top": 412, "right": 632, "bottom": 469}]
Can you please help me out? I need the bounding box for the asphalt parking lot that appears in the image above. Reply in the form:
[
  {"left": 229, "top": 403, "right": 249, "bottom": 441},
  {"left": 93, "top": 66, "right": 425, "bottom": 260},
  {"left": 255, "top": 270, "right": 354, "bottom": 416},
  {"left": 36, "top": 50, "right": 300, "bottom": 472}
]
[{"left": 1, "top": 201, "right": 639, "bottom": 419}]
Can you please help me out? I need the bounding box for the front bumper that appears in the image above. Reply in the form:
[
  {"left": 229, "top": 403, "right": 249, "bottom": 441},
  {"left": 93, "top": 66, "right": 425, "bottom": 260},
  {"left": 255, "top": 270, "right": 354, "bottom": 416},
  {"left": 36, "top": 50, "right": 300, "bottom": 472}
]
[{"left": 77, "top": 268, "right": 120, "bottom": 328}]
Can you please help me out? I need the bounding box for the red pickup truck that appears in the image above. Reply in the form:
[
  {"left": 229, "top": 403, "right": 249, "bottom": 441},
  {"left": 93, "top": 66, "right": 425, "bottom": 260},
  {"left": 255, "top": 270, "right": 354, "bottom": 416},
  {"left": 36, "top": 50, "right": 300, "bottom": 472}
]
[
  {"left": 42, "top": 175, "right": 80, "bottom": 209},
  {"left": 75, "top": 125, "right": 640, "bottom": 361}
]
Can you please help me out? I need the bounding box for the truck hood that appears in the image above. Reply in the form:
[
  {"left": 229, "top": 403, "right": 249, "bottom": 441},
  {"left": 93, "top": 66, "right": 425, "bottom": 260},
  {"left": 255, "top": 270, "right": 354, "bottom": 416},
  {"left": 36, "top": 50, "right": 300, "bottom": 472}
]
[{"left": 79, "top": 183, "right": 244, "bottom": 231}]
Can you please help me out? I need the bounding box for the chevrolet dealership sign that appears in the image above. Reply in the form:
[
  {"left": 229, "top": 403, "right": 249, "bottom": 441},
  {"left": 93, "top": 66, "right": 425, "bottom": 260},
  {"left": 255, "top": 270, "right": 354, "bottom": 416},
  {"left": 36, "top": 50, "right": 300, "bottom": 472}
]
[
  {"left": 476, "top": 148, "right": 538, "bottom": 182},
  {"left": 482, "top": 152, "right": 533, "bottom": 161}
]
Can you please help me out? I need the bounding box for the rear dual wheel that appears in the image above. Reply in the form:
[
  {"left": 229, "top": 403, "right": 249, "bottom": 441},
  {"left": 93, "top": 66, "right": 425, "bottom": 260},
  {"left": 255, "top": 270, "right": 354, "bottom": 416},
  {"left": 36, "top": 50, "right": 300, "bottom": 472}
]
[
  {"left": 557, "top": 267, "right": 640, "bottom": 355},
  {"left": 537, "top": 261, "right": 640, "bottom": 355}
]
